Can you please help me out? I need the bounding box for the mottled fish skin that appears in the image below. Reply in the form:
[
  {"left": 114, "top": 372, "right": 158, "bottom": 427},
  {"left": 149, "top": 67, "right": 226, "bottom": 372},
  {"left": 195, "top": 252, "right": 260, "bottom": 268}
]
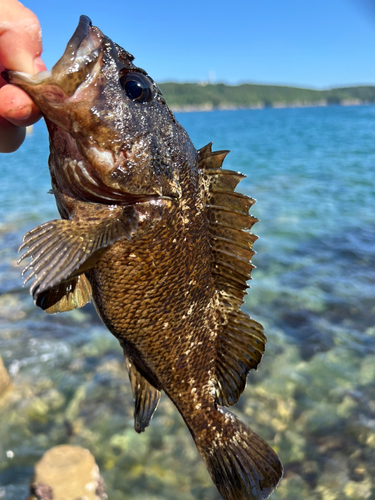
[{"left": 6, "top": 15, "right": 283, "bottom": 499}]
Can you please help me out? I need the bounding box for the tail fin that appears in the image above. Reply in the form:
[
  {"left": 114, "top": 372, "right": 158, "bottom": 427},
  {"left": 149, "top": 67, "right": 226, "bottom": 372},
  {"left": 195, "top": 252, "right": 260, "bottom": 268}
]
[{"left": 194, "top": 406, "right": 283, "bottom": 500}]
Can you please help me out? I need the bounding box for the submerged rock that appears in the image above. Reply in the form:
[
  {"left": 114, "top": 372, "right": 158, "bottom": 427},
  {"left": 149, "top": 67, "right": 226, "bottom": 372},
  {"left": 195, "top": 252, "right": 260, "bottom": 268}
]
[
  {"left": 28, "top": 445, "right": 107, "bottom": 500},
  {"left": 0, "top": 355, "right": 10, "bottom": 396}
]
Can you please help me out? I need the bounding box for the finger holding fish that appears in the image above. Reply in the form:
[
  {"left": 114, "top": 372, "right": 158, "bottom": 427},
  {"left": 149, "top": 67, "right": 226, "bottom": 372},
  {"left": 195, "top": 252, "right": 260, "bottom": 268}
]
[{"left": 0, "top": 0, "right": 46, "bottom": 151}]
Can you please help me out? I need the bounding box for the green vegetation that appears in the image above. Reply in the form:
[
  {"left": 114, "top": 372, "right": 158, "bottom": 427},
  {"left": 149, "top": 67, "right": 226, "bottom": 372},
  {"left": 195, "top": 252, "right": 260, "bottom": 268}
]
[{"left": 158, "top": 82, "right": 375, "bottom": 110}]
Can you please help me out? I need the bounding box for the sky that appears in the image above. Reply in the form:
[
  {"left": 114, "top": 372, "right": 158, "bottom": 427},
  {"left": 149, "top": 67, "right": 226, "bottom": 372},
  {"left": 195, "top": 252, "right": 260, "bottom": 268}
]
[{"left": 22, "top": 0, "right": 375, "bottom": 88}]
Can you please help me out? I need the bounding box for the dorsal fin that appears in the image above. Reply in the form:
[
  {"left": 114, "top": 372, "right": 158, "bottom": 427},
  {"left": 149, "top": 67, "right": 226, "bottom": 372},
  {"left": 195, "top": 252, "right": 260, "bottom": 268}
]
[
  {"left": 197, "top": 141, "right": 213, "bottom": 157},
  {"left": 198, "top": 142, "right": 230, "bottom": 170},
  {"left": 198, "top": 143, "right": 266, "bottom": 407}
]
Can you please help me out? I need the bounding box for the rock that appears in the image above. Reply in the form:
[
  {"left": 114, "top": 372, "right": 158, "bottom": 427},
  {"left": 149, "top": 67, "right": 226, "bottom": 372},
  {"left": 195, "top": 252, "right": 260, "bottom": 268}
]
[
  {"left": 29, "top": 445, "right": 107, "bottom": 500},
  {"left": 0, "top": 355, "right": 10, "bottom": 396}
]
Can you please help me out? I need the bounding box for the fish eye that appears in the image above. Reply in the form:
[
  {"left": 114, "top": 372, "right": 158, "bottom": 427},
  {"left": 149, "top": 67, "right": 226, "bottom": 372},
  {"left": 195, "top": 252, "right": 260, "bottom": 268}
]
[{"left": 120, "top": 72, "right": 153, "bottom": 103}]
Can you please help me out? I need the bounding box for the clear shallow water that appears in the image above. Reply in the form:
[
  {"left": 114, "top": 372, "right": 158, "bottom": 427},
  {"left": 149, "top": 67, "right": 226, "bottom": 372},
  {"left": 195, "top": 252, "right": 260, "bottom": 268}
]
[{"left": 0, "top": 106, "right": 374, "bottom": 499}]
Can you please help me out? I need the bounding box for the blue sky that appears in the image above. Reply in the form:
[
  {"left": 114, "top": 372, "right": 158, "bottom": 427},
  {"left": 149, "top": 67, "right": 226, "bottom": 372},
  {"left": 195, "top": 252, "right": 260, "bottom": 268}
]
[{"left": 24, "top": 0, "right": 375, "bottom": 88}]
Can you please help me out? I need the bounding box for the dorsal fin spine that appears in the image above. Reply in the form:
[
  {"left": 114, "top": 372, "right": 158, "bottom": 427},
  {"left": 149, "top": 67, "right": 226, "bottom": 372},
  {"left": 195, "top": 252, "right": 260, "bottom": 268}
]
[
  {"left": 207, "top": 204, "right": 254, "bottom": 217},
  {"left": 210, "top": 221, "right": 259, "bottom": 238},
  {"left": 198, "top": 142, "right": 213, "bottom": 157},
  {"left": 214, "top": 235, "right": 253, "bottom": 251},
  {"left": 214, "top": 247, "right": 255, "bottom": 265},
  {"left": 212, "top": 270, "right": 249, "bottom": 290}
]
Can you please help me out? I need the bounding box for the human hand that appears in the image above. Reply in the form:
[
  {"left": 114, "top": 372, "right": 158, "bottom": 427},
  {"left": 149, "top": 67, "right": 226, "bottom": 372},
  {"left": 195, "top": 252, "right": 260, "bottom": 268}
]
[{"left": 0, "top": 0, "right": 46, "bottom": 152}]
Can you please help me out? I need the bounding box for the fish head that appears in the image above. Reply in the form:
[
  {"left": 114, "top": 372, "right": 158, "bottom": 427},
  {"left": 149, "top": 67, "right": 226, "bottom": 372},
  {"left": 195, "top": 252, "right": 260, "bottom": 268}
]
[{"left": 4, "top": 15, "right": 193, "bottom": 204}]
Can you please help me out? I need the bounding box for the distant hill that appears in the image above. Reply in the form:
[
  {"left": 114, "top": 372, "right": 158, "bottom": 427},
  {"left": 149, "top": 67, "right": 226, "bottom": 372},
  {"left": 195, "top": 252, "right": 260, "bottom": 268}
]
[{"left": 158, "top": 82, "right": 375, "bottom": 111}]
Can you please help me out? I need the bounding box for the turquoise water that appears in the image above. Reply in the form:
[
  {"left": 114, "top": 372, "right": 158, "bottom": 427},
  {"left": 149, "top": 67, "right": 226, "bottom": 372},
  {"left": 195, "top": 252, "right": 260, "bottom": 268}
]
[{"left": 0, "top": 105, "right": 374, "bottom": 499}]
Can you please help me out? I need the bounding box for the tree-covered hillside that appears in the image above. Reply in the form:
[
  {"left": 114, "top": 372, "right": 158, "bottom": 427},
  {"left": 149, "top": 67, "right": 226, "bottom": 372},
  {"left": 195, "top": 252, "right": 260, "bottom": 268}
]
[{"left": 158, "top": 82, "right": 375, "bottom": 110}]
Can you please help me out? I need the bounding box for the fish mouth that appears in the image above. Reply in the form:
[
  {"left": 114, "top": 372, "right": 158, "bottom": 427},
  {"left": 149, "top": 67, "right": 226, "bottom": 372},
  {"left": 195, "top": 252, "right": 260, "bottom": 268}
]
[
  {"left": 2, "top": 15, "right": 102, "bottom": 98},
  {"left": 3, "top": 17, "right": 182, "bottom": 206},
  {"left": 50, "top": 15, "right": 102, "bottom": 96},
  {"left": 61, "top": 15, "right": 93, "bottom": 63}
]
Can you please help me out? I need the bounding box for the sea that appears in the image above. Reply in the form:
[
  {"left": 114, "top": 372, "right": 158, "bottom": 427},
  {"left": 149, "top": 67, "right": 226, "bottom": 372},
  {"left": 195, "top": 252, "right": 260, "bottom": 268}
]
[{"left": 0, "top": 105, "right": 374, "bottom": 500}]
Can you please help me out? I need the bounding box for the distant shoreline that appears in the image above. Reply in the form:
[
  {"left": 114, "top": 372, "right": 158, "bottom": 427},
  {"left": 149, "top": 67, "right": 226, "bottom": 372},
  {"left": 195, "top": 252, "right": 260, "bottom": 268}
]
[
  {"left": 159, "top": 82, "right": 375, "bottom": 113},
  {"left": 170, "top": 99, "right": 372, "bottom": 113}
]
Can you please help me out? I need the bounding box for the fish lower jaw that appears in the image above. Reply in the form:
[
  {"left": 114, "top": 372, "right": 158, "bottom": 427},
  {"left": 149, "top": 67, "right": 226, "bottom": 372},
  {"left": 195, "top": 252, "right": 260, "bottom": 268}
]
[{"left": 3, "top": 69, "right": 52, "bottom": 86}]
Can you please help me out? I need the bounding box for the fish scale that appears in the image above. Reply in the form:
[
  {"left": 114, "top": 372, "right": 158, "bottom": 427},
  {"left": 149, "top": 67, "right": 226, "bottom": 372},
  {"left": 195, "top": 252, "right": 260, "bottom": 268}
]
[
  {"left": 4, "top": 14, "right": 283, "bottom": 500},
  {"left": 91, "top": 202, "right": 215, "bottom": 372}
]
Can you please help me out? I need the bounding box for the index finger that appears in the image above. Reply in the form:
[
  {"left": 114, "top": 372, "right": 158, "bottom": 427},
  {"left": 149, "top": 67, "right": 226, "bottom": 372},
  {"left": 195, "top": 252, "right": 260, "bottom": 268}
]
[{"left": 0, "top": 1, "right": 45, "bottom": 140}]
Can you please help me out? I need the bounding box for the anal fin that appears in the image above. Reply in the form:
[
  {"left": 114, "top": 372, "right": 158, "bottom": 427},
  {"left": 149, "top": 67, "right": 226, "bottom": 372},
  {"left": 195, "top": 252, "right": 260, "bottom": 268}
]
[{"left": 125, "top": 357, "right": 161, "bottom": 433}]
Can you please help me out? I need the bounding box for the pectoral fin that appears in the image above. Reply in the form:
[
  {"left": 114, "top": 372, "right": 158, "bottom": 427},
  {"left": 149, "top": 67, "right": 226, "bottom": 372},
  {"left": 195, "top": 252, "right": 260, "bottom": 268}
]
[
  {"left": 125, "top": 357, "right": 161, "bottom": 433},
  {"left": 18, "top": 205, "right": 138, "bottom": 303}
]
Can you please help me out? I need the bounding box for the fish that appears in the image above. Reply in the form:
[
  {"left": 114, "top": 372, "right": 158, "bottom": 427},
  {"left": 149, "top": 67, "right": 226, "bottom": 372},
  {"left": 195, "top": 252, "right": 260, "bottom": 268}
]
[{"left": 3, "top": 15, "right": 283, "bottom": 500}]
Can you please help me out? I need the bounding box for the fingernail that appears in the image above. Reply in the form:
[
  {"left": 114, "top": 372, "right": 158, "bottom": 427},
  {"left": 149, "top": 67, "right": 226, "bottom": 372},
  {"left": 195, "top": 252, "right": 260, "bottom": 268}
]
[{"left": 34, "top": 56, "right": 46, "bottom": 73}]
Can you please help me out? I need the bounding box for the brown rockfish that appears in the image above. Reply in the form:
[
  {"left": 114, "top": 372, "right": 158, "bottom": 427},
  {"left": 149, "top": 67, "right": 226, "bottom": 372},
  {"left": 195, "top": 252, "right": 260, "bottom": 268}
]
[{"left": 4, "top": 15, "right": 283, "bottom": 499}]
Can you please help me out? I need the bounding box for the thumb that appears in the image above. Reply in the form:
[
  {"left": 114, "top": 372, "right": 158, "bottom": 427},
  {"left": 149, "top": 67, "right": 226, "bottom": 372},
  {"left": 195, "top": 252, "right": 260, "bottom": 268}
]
[{"left": 0, "top": 0, "right": 46, "bottom": 75}]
